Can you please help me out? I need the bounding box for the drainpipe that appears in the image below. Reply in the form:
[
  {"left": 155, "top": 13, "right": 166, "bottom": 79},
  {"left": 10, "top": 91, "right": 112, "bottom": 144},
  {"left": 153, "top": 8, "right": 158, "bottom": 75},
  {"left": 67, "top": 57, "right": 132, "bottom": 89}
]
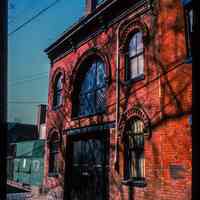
[{"left": 114, "top": 19, "right": 127, "bottom": 170}]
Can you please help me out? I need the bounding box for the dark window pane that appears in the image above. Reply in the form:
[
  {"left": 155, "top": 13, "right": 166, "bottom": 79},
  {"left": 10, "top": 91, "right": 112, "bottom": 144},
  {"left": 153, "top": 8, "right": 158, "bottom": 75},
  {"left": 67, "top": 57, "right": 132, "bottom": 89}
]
[
  {"left": 126, "top": 118, "right": 145, "bottom": 179},
  {"left": 79, "top": 92, "right": 95, "bottom": 116},
  {"left": 97, "top": 62, "right": 106, "bottom": 87},
  {"left": 55, "top": 90, "right": 62, "bottom": 106},
  {"left": 78, "top": 58, "right": 106, "bottom": 116},
  {"left": 56, "top": 75, "right": 63, "bottom": 90},
  {"left": 81, "top": 65, "right": 96, "bottom": 92},
  {"left": 96, "top": 87, "right": 106, "bottom": 112},
  {"left": 53, "top": 74, "right": 63, "bottom": 107},
  {"left": 49, "top": 138, "right": 59, "bottom": 174},
  {"left": 185, "top": 6, "right": 193, "bottom": 57}
]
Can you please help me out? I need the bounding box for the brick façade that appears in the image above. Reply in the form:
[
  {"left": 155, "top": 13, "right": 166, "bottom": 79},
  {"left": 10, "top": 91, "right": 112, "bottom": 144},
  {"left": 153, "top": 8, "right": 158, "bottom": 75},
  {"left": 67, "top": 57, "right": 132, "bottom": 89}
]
[{"left": 44, "top": 0, "right": 192, "bottom": 199}]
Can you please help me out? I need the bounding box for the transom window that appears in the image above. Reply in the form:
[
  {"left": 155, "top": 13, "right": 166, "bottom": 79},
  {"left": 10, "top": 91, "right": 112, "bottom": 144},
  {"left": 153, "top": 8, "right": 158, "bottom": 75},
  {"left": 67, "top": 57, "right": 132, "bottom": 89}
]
[
  {"left": 53, "top": 73, "right": 63, "bottom": 108},
  {"left": 76, "top": 57, "right": 106, "bottom": 117},
  {"left": 123, "top": 118, "right": 146, "bottom": 187},
  {"left": 126, "top": 31, "right": 144, "bottom": 80},
  {"left": 49, "top": 134, "right": 59, "bottom": 175}
]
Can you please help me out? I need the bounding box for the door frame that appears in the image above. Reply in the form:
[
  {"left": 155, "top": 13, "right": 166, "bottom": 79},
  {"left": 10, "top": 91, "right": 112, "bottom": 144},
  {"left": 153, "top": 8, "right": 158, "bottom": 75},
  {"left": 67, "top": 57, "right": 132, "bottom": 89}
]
[{"left": 64, "top": 129, "right": 110, "bottom": 200}]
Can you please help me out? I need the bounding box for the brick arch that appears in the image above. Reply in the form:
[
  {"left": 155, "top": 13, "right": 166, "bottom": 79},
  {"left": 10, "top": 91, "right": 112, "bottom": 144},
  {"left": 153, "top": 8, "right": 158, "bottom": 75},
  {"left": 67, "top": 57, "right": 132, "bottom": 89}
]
[
  {"left": 119, "top": 19, "right": 149, "bottom": 53},
  {"left": 70, "top": 48, "right": 111, "bottom": 116},
  {"left": 47, "top": 128, "right": 61, "bottom": 144},
  {"left": 118, "top": 105, "right": 152, "bottom": 142},
  {"left": 49, "top": 68, "right": 65, "bottom": 109},
  {"left": 71, "top": 47, "right": 111, "bottom": 85},
  {"left": 50, "top": 68, "right": 65, "bottom": 92}
]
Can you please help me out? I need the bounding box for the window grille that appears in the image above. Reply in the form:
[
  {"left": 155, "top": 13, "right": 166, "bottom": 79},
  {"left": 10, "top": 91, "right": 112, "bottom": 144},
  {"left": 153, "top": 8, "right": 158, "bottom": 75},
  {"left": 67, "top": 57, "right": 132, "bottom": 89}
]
[{"left": 76, "top": 58, "right": 106, "bottom": 117}]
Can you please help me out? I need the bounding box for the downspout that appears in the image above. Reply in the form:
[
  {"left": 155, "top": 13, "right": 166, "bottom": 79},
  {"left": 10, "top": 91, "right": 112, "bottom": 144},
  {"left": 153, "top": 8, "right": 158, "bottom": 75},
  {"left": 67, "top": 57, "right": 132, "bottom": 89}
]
[{"left": 114, "top": 19, "right": 127, "bottom": 171}]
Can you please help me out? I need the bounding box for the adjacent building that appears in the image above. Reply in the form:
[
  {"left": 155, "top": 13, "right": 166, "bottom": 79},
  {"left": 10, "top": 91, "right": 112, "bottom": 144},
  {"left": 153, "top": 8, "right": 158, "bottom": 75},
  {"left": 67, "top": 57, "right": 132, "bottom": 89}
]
[
  {"left": 7, "top": 105, "right": 47, "bottom": 194},
  {"left": 44, "top": 0, "right": 192, "bottom": 199}
]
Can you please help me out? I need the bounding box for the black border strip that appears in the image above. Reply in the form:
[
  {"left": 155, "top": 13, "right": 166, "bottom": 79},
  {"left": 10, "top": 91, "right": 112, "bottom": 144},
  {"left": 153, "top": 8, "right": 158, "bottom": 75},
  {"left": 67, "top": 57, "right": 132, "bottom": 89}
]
[{"left": 0, "top": 0, "right": 7, "bottom": 199}]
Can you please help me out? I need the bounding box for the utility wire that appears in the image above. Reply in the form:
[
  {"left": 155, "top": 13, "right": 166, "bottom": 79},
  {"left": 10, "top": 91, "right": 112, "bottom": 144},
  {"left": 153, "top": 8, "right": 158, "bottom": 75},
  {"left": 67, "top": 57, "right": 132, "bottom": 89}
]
[
  {"left": 8, "top": 71, "right": 49, "bottom": 83},
  {"left": 8, "top": 74, "right": 49, "bottom": 86},
  {"left": 8, "top": 101, "right": 47, "bottom": 104},
  {"left": 8, "top": 0, "right": 62, "bottom": 36},
  {"left": 8, "top": 0, "right": 36, "bottom": 25}
]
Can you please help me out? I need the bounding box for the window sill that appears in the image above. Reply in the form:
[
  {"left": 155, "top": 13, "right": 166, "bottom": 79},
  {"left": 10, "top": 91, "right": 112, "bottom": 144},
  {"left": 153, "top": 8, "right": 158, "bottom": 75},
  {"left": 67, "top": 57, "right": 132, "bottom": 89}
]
[
  {"left": 48, "top": 172, "right": 59, "bottom": 177},
  {"left": 121, "top": 178, "right": 147, "bottom": 187},
  {"left": 184, "top": 56, "right": 192, "bottom": 64},
  {"left": 124, "top": 74, "right": 145, "bottom": 85}
]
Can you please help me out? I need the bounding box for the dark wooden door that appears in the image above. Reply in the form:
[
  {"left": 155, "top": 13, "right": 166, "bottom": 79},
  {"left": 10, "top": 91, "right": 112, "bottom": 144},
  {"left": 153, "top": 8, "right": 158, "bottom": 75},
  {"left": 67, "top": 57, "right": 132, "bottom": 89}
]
[{"left": 69, "top": 135, "right": 107, "bottom": 200}]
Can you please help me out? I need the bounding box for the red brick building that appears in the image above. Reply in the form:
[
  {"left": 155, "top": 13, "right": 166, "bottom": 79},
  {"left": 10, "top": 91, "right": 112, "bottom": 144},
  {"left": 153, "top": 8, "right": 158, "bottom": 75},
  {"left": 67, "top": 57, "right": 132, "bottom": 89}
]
[{"left": 44, "top": 0, "right": 192, "bottom": 199}]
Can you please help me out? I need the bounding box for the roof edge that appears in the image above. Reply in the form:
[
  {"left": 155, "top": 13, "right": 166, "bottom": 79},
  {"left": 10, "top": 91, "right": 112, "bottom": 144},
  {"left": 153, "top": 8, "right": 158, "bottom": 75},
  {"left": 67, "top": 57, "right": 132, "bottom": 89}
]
[{"left": 44, "top": 0, "right": 118, "bottom": 54}]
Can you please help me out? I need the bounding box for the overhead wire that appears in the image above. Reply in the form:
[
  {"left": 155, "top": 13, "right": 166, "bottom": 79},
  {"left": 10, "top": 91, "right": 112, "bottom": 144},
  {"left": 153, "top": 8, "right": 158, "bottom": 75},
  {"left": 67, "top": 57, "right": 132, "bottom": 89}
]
[
  {"left": 8, "top": 73, "right": 49, "bottom": 86},
  {"left": 8, "top": 101, "right": 48, "bottom": 104},
  {"left": 8, "top": 71, "right": 49, "bottom": 83},
  {"left": 7, "top": 1, "right": 62, "bottom": 109},
  {"left": 8, "top": 0, "right": 36, "bottom": 25},
  {"left": 8, "top": 0, "right": 62, "bottom": 36}
]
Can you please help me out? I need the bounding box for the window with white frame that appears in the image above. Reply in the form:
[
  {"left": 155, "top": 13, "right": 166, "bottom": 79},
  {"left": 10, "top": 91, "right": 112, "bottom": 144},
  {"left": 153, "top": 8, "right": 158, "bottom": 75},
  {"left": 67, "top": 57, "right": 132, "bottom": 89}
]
[{"left": 126, "top": 31, "right": 144, "bottom": 80}]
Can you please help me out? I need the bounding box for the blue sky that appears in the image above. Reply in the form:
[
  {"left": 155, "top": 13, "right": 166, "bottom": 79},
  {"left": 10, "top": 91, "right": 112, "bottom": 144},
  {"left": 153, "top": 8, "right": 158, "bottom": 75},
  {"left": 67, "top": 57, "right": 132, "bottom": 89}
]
[{"left": 8, "top": 0, "right": 85, "bottom": 124}]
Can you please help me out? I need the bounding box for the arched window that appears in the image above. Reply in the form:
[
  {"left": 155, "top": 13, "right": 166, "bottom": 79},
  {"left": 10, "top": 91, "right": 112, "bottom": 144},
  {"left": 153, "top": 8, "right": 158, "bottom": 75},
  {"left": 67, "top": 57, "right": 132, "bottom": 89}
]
[
  {"left": 75, "top": 57, "right": 106, "bottom": 117},
  {"left": 53, "top": 73, "right": 63, "bottom": 108},
  {"left": 123, "top": 117, "right": 146, "bottom": 187},
  {"left": 49, "top": 134, "right": 59, "bottom": 175},
  {"left": 126, "top": 31, "right": 144, "bottom": 80}
]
